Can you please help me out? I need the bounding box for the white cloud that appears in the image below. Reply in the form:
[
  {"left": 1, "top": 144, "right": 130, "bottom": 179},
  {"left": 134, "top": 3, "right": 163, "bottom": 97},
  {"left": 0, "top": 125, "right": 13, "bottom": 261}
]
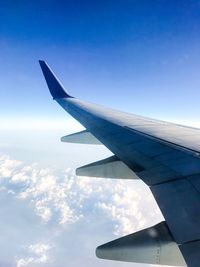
[
  {"left": 16, "top": 242, "right": 51, "bottom": 267},
  {"left": 0, "top": 154, "right": 163, "bottom": 266},
  {"left": 17, "top": 258, "right": 34, "bottom": 267},
  {"left": 0, "top": 155, "right": 22, "bottom": 178},
  {"left": 0, "top": 155, "right": 162, "bottom": 233},
  {"left": 16, "top": 167, "right": 81, "bottom": 225}
]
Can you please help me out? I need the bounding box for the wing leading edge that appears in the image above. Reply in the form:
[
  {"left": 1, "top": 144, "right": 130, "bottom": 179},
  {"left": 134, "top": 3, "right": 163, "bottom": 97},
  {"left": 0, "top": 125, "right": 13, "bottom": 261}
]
[{"left": 39, "top": 60, "right": 200, "bottom": 267}]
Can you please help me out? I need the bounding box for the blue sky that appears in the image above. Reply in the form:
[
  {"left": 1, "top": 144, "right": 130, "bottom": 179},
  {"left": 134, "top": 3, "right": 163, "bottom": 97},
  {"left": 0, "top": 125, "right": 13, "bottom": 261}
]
[
  {"left": 1, "top": 0, "right": 200, "bottom": 121},
  {"left": 0, "top": 1, "right": 200, "bottom": 266}
]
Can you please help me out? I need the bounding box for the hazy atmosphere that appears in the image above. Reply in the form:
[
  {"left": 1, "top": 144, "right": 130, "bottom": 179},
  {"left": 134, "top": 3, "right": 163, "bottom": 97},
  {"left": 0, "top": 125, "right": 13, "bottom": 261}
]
[{"left": 0, "top": 1, "right": 200, "bottom": 266}]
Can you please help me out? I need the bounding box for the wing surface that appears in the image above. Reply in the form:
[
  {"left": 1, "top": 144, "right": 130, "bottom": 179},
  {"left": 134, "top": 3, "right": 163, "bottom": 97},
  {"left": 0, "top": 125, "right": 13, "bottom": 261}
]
[{"left": 39, "top": 60, "right": 200, "bottom": 267}]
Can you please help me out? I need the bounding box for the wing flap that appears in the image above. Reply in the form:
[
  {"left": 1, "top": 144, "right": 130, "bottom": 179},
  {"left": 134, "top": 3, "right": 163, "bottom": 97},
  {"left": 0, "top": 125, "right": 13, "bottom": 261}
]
[
  {"left": 61, "top": 130, "right": 102, "bottom": 145},
  {"left": 76, "top": 155, "right": 140, "bottom": 179},
  {"left": 96, "top": 221, "right": 186, "bottom": 266}
]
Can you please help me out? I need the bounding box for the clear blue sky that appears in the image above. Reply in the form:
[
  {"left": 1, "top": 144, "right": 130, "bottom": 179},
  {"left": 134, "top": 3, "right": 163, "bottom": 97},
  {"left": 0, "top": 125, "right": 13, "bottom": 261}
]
[
  {"left": 1, "top": 0, "right": 200, "bottom": 122},
  {"left": 0, "top": 1, "right": 200, "bottom": 267}
]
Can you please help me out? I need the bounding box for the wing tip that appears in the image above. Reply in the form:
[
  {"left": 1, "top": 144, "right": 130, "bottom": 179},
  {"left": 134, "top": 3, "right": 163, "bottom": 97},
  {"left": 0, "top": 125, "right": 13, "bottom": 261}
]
[{"left": 39, "top": 60, "right": 73, "bottom": 99}]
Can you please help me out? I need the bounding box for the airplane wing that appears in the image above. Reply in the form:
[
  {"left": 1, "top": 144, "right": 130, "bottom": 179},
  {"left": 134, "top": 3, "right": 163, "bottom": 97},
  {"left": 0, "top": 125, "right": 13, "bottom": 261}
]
[{"left": 39, "top": 60, "right": 200, "bottom": 267}]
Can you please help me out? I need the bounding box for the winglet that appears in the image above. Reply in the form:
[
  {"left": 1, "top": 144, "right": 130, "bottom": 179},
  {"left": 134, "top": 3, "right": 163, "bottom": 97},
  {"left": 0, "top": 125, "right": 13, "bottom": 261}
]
[{"left": 39, "top": 60, "right": 73, "bottom": 99}]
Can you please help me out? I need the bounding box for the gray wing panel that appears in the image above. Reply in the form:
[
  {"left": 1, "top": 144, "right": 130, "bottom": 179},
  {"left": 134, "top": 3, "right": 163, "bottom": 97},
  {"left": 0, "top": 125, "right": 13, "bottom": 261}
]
[
  {"left": 180, "top": 241, "right": 200, "bottom": 267},
  {"left": 151, "top": 177, "right": 200, "bottom": 243},
  {"left": 56, "top": 98, "right": 200, "bottom": 266},
  {"left": 59, "top": 98, "right": 200, "bottom": 183},
  {"left": 59, "top": 98, "right": 200, "bottom": 154}
]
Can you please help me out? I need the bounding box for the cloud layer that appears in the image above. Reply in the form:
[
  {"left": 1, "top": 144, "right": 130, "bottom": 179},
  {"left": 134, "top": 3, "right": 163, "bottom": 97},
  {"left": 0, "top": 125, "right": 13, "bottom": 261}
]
[{"left": 0, "top": 154, "right": 163, "bottom": 267}]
